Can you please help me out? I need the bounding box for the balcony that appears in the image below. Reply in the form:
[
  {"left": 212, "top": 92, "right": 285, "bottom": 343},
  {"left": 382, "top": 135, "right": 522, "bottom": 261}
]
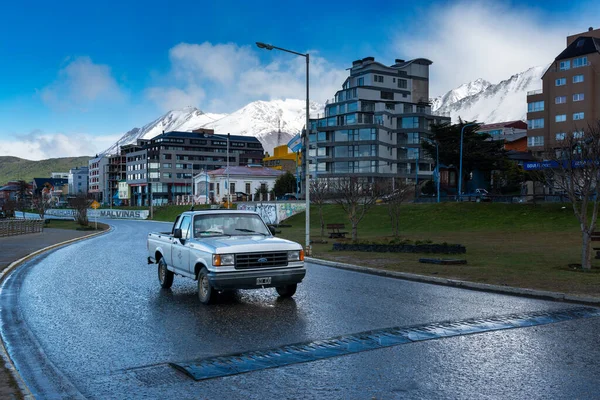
[{"left": 527, "top": 89, "right": 543, "bottom": 96}]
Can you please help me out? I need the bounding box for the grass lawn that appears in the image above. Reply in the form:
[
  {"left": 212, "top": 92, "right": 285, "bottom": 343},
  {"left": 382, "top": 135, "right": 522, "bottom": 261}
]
[
  {"left": 276, "top": 202, "right": 600, "bottom": 299},
  {"left": 43, "top": 219, "right": 109, "bottom": 231}
]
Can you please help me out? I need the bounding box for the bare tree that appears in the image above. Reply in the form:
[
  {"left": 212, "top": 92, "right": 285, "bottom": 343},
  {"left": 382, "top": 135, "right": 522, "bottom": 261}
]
[
  {"left": 15, "top": 180, "right": 30, "bottom": 218},
  {"left": 542, "top": 121, "right": 600, "bottom": 270},
  {"left": 310, "top": 179, "right": 330, "bottom": 238},
  {"left": 332, "top": 177, "right": 383, "bottom": 241},
  {"left": 70, "top": 195, "right": 92, "bottom": 227},
  {"left": 384, "top": 178, "right": 413, "bottom": 237},
  {"left": 32, "top": 192, "right": 52, "bottom": 220}
]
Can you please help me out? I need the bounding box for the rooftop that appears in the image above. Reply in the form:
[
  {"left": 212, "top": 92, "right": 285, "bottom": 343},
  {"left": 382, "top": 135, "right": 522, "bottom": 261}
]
[{"left": 208, "top": 166, "right": 285, "bottom": 177}]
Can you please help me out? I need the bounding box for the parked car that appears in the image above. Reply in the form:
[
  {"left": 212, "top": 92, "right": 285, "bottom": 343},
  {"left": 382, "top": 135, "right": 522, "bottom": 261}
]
[
  {"left": 147, "top": 210, "right": 306, "bottom": 304},
  {"left": 280, "top": 193, "right": 297, "bottom": 200},
  {"left": 461, "top": 188, "right": 491, "bottom": 202}
]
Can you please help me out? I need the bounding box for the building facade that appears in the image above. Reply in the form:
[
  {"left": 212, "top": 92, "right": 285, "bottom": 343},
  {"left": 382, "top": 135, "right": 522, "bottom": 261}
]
[
  {"left": 88, "top": 156, "right": 109, "bottom": 202},
  {"left": 194, "top": 165, "right": 284, "bottom": 204},
  {"left": 263, "top": 145, "right": 301, "bottom": 173},
  {"left": 308, "top": 56, "right": 449, "bottom": 185},
  {"left": 123, "top": 130, "right": 265, "bottom": 206},
  {"left": 68, "top": 166, "right": 89, "bottom": 196},
  {"left": 527, "top": 27, "right": 600, "bottom": 156}
]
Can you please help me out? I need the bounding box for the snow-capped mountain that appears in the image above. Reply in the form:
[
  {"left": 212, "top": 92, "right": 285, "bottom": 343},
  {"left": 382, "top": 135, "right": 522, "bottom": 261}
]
[
  {"left": 430, "top": 78, "right": 491, "bottom": 112},
  {"left": 432, "top": 65, "right": 548, "bottom": 123},
  {"left": 102, "top": 99, "right": 323, "bottom": 156}
]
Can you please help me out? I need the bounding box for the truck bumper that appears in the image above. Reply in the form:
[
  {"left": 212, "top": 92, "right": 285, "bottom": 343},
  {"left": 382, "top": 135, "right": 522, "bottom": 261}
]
[{"left": 207, "top": 267, "right": 306, "bottom": 290}]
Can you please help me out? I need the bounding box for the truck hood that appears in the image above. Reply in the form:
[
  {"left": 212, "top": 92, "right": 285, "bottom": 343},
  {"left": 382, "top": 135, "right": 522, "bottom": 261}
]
[{"left": 190, "top": 236, "right": 302, "bottom": 253}]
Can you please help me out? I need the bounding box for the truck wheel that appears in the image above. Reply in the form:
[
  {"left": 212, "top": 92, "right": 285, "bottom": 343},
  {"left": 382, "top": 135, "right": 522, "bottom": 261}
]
[
  {"left": 158, "top": 258, "right": 174, "bottom": 289},
  {"left": 276, "top": 284, "right": 297, "bottom": 298},
  {"left": 197, "top": 268, "right": 214, "bottom": 304}
]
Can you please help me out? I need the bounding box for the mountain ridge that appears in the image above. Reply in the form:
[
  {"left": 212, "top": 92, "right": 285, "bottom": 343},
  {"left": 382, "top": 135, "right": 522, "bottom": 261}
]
[{"left": 0, "top": 156, "right": 91, "bottom": 186}]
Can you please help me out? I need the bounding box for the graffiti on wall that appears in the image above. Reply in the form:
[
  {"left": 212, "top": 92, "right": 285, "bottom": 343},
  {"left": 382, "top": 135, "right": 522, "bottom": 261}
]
[{"left": 237, "top": 202, "right": 306, "bottom": 225}]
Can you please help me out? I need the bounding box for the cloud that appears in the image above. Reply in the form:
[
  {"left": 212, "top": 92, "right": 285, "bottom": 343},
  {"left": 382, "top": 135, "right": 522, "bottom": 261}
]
[
  {"left": 146, "top": 42, "right": 347, "bottom": 112},
  {"left": 40, "top": 57, "right": 126, "bottom": 111},
  {"left": 394, "top": 1, "right": 599, "bottom": 97},
  {"left": 0, "top": 131, "right": 122, "bottom": 160}
]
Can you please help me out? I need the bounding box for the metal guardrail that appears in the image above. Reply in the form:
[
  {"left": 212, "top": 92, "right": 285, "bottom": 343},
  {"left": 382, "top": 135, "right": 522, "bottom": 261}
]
[{"left": 0, "top": 219, "right": 45, "bottom": 237}]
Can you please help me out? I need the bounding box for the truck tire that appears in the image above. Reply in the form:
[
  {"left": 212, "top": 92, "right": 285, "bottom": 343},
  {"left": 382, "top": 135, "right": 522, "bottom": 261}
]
[
  {"left": 158, "top": 258, "right": 174, "bottom": 289},
  {"left": 197, "top": 268, "right": 214, "bottom": 304},
  {"left": 276, "top": 284, "right": 297, "bottom": 298}
]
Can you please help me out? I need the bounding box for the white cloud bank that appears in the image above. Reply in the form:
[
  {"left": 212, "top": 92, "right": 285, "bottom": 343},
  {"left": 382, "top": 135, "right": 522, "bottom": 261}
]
[
  {"left": 40, "top": 56, "right": 126, "bottom": 111},
  {"left": 394, "top": 1, "right": 600, "bottom": 97},
  {"left": 146, "top": 42, "right": 348, "bottom": 113},
  {"left": 0, "top": 131, "right": 122, "bottom": 160}
]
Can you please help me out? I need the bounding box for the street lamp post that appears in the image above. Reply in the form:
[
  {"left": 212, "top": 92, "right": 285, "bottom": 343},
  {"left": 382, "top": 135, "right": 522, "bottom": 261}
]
[
  {"left": 257, "top": 41, "right": 311, "bottom": 255},
  {"left": 458, "top": 123, "right": 477, "bottom": 201},
  {"left": 423, "top": 137, "right": 440, "bottom": 203}
]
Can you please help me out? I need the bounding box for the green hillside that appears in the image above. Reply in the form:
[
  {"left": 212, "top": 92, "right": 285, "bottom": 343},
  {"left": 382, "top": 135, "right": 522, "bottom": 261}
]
[{"left": 0, "top": 156, "right": 91, "bottom": 185}]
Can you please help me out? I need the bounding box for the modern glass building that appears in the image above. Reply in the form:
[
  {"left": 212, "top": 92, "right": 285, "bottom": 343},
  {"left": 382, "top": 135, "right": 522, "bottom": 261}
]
[{"left": 308, "top": 56, "right": 449, "bottom": 185}]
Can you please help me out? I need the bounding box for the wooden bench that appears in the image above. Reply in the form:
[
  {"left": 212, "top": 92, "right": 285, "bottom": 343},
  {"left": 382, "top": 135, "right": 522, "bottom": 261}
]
[
  {"left": 327, "top": 223, "right": 349, "bottom": 239},
  {"left": 592, "top": 232, "right": 600, "bottom": 259}
]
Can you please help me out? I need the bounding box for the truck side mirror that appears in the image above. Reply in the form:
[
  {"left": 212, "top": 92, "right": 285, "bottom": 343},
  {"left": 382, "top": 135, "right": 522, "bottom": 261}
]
[
  {"left": 173, "top": 229, "right": 183, "bottom": 239},
  {"left": 268, "top": 226, "right": 276, "bottom": 236}
]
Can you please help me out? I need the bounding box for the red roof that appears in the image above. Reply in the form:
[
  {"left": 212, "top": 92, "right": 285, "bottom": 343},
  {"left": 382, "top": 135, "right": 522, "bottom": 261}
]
[{"left": 477, "top": 120, "right": 527, "bottom": 131}]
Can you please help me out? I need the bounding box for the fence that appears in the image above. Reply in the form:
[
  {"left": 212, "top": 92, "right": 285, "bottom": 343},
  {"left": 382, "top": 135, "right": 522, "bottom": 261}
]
[
  {"left": 0, "top": 219, "right": 45, "bottom": 237},
  {"left": 414, "top": 194, "right": 570, "bottom": 204}
]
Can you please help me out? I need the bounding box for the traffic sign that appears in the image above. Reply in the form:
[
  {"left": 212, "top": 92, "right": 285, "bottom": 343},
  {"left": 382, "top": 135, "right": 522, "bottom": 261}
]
[{"left": 91, "top": 200, "right": 100, "bottom": 209}]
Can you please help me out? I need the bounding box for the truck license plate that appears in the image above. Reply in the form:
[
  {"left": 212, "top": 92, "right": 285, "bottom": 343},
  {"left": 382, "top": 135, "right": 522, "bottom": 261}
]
[{"left": 256, "top": 277, "right": 271, "bottom": 285}]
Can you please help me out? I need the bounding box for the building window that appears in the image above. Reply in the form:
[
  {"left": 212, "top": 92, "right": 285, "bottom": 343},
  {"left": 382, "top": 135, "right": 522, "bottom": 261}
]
[
  {"left": 574, "top": 130, "right": 584, "bottom": 139},
  {"left": 555, "top": 78, "right": 566, "bottom": 86},
  {"left": 527, "top": 118, "right": 544, "bottom": 129},
  {"left": 527, "top": 101, "right": 544, "bottom": 112},
  {"left": 380, "top": 91, "right": 394, "bottom": 100},
  {"left": 527, "top": 136, "right": 544, "bottom": 147},
  {"left": 573, "top": 112, "right": 584, "bottom": 120},
  {"left": 374, "top": 75, "right": 384, "bottom": 83},
  {"left": 357, "top": 77, "right": 364, "bottom": 86},
  {"left": 573, "top": 75, "right": 584, "bottom": 83},
  {"left": 555, "top": 133, "right": 566, "bottom": 141},
  {"left": 385, "top": 103, "right": 395, "bottom": 111},
  {"left": 573, "top": 93, "right": 584, "bottom": 102},
  {"left": 555, "top": 96, "right": 566, "bottom": 104},
  {"left": 401, "top": 117, "right": 420, "bottom": 129},
  {"left": 398, "top": 79, "right": 407, "bottom": 89},
  {"left": 559, "top": 60, "right": 571, "bottom": 70},
  {"left": 162, "top": 173, "right": 172, "bottom": 178},
  {"left": 573, "top": 56, "right": 587, "bottom": 68},
  {"left": 162, "top": 163, "right": 172, "bottom": 168},
  {"left": 555, "top": 114, "right": 567, "bottom": 122}
]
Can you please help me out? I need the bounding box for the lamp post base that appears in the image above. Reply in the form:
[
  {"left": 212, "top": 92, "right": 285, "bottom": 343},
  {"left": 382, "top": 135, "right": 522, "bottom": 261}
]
[{"left": 305, "top": 245, "right": 312, "bottom": 257}]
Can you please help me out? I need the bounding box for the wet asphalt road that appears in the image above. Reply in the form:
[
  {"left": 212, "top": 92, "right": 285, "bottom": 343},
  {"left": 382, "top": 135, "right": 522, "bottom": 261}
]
[{"left": 2, "top": 219, "right": 600, "bottom": 399}]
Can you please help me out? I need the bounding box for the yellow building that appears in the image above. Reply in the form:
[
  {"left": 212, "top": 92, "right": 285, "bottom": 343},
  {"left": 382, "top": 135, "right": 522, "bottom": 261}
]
[{"left": 263, "top": 145, "right": 301, "bottom": 173}]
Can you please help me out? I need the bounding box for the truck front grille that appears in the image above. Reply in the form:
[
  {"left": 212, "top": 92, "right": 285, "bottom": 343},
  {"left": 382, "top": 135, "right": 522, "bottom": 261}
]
[{"left": 235, "top": 252, "right": 289, "bottom": 269}]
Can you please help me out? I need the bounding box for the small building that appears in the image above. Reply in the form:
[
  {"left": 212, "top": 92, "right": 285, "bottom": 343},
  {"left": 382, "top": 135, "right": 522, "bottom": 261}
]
[
  {"left": 476, "top": 121, "right": 527, "bottom": 137},
  {"left": 263, "top": 145, "right": 301, "bottom": 173},
  {"left": 193, "top": 165, "right": 284, "bottom": 204},
  {"left": 68, "top": 166, "right": 89, "bottom": 196}
]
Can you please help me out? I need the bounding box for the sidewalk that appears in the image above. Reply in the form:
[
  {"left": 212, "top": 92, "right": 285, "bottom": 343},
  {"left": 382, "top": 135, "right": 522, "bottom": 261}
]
[{"left": 0, "top": 228, "right": 99, "bottom": 399}]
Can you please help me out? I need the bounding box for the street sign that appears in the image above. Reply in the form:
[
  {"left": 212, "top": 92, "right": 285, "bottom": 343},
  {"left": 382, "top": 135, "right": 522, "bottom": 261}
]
[
  {"left": 287, "top": 134, "right": 303, "bottom": 153},
  {"left": 91, "top": 200, "right": 100, "bottom": 209}
]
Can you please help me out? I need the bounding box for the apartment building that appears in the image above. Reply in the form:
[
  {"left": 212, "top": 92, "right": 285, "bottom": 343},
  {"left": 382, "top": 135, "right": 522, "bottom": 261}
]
[
  {"left": 88, "top": 156, "right": 109, "bottom": 202},
  {"left": 263, "top": 145, "right": 301, "bottom": 173},
  {"left": 68, "top": 166, "right": 89, "bottom": 196},
  {"left": 124, "top": 130, "right": 264, "bottom": 206},
  {"left": 527, "top": 27, "right": 600, "bottom": 156},
  {"left": 308, "top": 56, "right": 449, "bottom": 184}
]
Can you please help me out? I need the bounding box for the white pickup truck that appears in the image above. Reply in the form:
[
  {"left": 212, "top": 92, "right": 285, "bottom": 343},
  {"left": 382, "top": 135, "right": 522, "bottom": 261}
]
[{"left": 147, "top": 210, "right": 306, "bottom": 304}]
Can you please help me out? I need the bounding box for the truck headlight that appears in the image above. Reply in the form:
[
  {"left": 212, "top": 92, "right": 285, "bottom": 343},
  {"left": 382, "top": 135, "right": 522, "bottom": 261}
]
[
  {"left": 213, "top": 254, "right": 235, "bottom": 266},
  {"left": 288, "top": 250, "right": 304, "bottom": 262}
]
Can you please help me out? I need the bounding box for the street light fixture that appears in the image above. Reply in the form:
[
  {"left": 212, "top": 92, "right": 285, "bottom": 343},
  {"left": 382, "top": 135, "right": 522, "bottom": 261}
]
[
  {"left": 458, "top": 122, "right": 478, "bottom": 201},
  {"left": 256, "top": 41, "right": 311, "bottom": 255}
]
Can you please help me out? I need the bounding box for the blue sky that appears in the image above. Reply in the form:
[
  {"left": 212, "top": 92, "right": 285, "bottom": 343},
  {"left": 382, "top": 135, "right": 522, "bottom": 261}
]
[{"left": 0, "top": 0, "right": 598, "bottom": 159}]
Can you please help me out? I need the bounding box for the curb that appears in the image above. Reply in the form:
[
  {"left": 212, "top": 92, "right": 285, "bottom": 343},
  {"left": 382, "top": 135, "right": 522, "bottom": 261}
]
[
  {"left": 0, "top": 226, "right": 112, "bottom": 399},
  {"left": 306, "top": 257, "right": 600, "bottom": 306}
]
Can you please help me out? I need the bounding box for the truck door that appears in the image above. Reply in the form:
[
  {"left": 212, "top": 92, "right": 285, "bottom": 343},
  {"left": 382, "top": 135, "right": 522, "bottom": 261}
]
[{"left": 172, "top": 215, "right": 191, "bottom": 274}]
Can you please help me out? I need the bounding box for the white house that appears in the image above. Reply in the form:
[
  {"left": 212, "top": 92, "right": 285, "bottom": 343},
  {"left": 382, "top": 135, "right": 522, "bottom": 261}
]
[{"left": 193, "top": 165, "right": 284, "bottom": 204}]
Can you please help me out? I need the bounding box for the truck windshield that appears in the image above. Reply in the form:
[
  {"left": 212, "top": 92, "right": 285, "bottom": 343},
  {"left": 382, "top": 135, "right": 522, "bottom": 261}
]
[{"left": 193, "top": 214, "right": 271, "bottom": 237}]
